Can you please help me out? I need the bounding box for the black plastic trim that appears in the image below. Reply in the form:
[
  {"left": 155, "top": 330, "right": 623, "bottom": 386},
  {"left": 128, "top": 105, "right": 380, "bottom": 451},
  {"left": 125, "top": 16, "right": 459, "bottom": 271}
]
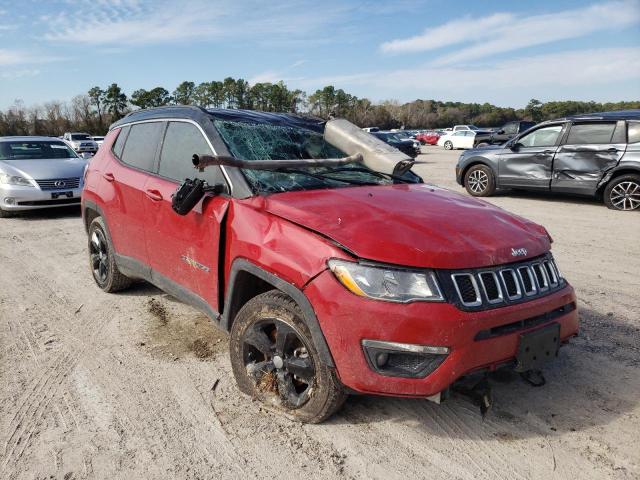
[{"left": 220, "top": 258, "right": 335, "bottom": 367}]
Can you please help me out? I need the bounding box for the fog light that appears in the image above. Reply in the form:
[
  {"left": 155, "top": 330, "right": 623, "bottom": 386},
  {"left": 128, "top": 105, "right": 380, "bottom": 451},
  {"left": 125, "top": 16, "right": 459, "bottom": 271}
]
[
  {"left": 4, "top": 197, "right": 15, "bottom": 205},
  {"left": 362, "top": 339, "right": 449, "bottom": 378}
]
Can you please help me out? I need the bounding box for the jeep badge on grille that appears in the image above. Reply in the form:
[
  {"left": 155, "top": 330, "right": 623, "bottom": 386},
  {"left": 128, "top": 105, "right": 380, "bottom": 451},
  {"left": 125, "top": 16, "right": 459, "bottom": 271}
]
[{"left": 511, "top": 247, "right": 528, "bottom": 257}]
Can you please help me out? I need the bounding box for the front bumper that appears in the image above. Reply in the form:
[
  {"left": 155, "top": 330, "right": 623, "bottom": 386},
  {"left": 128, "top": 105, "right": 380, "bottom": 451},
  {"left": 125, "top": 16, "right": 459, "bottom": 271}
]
[
  {"left": 304, "top": 269, "right": 578, "bottom": 398},
  {"left": 0, "top": 184, "right": 82, "bottom": 211}
]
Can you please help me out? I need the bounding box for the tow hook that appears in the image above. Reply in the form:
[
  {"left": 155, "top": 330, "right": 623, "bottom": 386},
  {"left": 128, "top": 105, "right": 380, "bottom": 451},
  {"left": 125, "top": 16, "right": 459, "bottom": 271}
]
[{"left": 452, "top": 374, "right": 493, "bottom": 418}]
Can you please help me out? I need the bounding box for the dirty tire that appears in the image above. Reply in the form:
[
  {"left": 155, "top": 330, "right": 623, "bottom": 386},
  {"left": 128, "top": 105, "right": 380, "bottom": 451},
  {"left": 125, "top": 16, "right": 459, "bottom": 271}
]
[
  {"left": 603, "top": 174, "right": 640, "bottom": 211},
  {"left": 444, "top": 140, "right": 453, "bottom": 150},
  {"left": 464, "top": 164, "right": 496, "bottom": 197},
  {"left": 230, "top": 290, "right": 346, "bottom": 424},
  {"left": 88, "top": 217, "right": 132, "bottom": 292}
]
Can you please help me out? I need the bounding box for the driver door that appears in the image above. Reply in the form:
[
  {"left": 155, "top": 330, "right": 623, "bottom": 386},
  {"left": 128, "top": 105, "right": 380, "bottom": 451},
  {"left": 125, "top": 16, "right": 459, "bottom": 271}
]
[
  {"left": 497, "top": 123, "right": 566, "bottom": 190},
  {"left": 143, "top": 121, "right": 230, "bottom": 312}
]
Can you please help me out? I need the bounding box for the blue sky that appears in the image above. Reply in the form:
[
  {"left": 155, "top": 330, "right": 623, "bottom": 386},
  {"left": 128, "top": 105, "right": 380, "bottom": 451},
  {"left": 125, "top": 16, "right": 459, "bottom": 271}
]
[{"left": 0, "top": 0, "right": 639, "bottom": 109}]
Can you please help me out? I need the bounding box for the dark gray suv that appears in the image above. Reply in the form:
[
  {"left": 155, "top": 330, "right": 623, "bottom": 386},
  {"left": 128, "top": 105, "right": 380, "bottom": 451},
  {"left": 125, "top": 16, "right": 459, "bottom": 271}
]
[{"left": 455, "top": 110, "right": 640, "bottom": 211}]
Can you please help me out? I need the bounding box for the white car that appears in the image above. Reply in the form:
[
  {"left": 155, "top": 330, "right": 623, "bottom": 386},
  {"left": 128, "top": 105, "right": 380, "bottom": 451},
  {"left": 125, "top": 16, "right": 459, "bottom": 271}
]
[
  {"left": 91, "top": 136, "right": 105, "bottom": 146},
  {"left": 63, "top": 132, "right": 98, "bottom": 154},
  {"left": 437, "top": 130, "right": 476, "bottom": 150}
]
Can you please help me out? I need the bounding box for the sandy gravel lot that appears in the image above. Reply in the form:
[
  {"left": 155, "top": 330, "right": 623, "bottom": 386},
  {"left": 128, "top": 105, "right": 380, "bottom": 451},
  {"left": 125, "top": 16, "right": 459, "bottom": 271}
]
[{"left": 1, "top": 147, "right": 639, "bottom": 480}]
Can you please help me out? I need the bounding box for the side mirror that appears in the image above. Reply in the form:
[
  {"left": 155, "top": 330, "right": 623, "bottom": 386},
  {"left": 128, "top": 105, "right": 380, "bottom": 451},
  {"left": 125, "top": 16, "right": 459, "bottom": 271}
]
[
  {"left": 498, "top": 129, "right": 505, "bottom": 135},
  {"left": 172, "top": 178, "right": 207, "bottom": 215},
  {"left": 509, "top": 142, "right": 521, "bottom": 151}
]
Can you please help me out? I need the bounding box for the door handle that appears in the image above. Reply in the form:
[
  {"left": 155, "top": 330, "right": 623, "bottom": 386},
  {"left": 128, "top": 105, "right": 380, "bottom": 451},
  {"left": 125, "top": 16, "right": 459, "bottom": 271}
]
[
  {"left": 102, "top": 172, "right": 115, "bottom": 182},
  {"left": 607, "top": 148, "right": 618, "bottom": 153},
  {"left": 535, "top": 151, "right": 553, "bottom": 156},
  {"left": 145, "top": 189, "right": 163, "bottom": 201}
]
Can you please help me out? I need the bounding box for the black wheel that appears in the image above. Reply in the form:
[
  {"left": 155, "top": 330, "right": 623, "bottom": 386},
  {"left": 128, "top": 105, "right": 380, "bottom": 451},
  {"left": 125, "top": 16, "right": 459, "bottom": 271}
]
[
  {"left": 230, "top": 290, "right": 346, "bottom": 423},
  {"left": 476, "top": 142, "right": 489, "bottom": 147},
  {"left": 464, "top": 164, "right": 496, "bottom": 197},
  {"left": 604, "top": 174, "right": 640, "bottom": 211},
  {"left": 0, "top": 208, "right": 13, "bottom": 218},
  {"left": 88, "top": 217, "right": 132, "bottom": 292},
  {"left": 444, "top": 140, "right": 453, "bottom": 150}
]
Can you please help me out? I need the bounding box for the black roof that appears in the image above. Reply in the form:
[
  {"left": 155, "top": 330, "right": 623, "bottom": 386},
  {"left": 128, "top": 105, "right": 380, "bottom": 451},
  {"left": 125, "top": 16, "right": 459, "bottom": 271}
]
[{"left": 110, "top": 105, "right": 326, "bottom": 132}]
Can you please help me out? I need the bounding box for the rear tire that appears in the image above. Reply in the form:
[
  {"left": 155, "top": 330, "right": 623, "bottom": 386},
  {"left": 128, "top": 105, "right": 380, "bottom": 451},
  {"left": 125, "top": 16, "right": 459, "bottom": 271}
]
[
  {"left": 88, "top": 217, "right": 132, "bottom": 292},
  {"left": 464, "top": 164, "right": 496, "bottom": 197},
  {"left": 603, "top": 174, "right": 640, "bottom": 211},
  {"left": 230, "top": 290, "right": 346, "bottom": 423},
  {"left": 444, "top": 141, "right": 453, "bottom": 150}
]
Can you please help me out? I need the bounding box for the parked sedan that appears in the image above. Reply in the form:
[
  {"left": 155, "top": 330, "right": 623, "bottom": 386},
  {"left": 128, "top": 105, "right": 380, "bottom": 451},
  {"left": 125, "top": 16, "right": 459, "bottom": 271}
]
[
  {"left": 371, "top": 131, "right": 421, "bottom": 158},
  {"left": 416, "top": 130, "right": 440, "bottom": 145},
  {"left": 455, "top": 110, "right": 640, "bottom": 211},
  {"left": 0, "top": 137, "right": 88, "bottom": 217}
]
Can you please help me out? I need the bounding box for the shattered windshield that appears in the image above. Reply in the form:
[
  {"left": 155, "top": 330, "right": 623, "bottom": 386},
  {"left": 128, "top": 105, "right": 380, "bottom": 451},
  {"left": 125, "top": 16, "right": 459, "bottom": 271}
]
[{"left": 213, "top": 119, "right": 393, "bottom": 194}]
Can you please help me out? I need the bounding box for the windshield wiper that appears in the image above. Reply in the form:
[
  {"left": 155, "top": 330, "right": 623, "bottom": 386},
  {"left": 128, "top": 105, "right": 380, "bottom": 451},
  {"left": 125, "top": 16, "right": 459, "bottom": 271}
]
[
  {"left": 319, "top": 167, "right": 416, "bottom": 184},
  {"left": 274, "top": 168, "right": 376, "bottom": 186}
]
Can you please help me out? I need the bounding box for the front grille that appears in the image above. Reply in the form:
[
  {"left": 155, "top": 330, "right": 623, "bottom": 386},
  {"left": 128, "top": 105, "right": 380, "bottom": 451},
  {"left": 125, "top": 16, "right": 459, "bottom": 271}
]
[
  {"left": 35, "top": 178, "right": 81, "bottom": 190},
  {"left": 444, "top": 254, "right": 565, "bottom": 311}
]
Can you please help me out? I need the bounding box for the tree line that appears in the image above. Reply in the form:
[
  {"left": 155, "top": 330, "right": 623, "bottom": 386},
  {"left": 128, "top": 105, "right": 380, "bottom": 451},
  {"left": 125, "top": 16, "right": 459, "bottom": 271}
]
[{"left": 1, "top": 77, "right": 638, "bottom": 136}]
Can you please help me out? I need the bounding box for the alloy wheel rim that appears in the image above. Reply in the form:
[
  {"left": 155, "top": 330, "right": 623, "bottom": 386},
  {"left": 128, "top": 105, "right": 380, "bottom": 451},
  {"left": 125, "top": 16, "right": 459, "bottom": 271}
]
[
  {"left": 242, "top": 318, "right": 316, "bottom": 409},
  {"left": 445, "top": 141, "right": 452, "bottom": 149},
  {"left": 610, "top": 181, "right": 640, "bottom": 211},
  {"left": 90, "top": 229, "right": 109, "bottom": 284},
  {"left": 468, "top": 170, "right": 489, "bottom": 194}
]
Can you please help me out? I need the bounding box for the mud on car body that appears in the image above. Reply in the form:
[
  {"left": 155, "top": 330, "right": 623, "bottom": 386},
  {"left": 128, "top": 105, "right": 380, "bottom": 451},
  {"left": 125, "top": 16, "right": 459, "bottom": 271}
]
[
  {"left": 82, "top": 106, "right": 579, "bottom": 423},
  {"left": 456, "top": 110, "right": 640, "bottom": 211}
]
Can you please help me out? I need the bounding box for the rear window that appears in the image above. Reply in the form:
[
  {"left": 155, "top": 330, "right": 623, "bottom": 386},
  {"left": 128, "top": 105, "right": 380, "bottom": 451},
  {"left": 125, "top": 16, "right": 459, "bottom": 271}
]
[
  {"left": 120, "top": 122, "right": 164, "bottom": 172},
  {"left": 0, "top": 141, "right": 78, "bottom": 160},
  {"left": 566, "top": 123, "right": 616, "bottom": 144},
  {"left": 158, "top": 121, "right": 225, "bottom": 185},
  {"left": 628, "top": 121, "right": 640, "bottom": 143}
]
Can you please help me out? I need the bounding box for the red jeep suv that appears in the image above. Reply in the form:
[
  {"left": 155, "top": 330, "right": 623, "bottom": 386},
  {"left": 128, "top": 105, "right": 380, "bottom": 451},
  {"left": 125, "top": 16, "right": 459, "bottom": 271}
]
[{"left": 82, "top": 106, "right": 579, "bottom": 423}]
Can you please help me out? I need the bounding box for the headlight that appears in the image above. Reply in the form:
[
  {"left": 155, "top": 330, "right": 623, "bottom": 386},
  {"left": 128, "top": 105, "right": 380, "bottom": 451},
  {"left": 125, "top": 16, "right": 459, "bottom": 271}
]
[
  {"left": 328, "top": 259, "right": 444, "bottom": 303},
  {"left": 0, "top": 173, "right": 34, "bottom": 187}
]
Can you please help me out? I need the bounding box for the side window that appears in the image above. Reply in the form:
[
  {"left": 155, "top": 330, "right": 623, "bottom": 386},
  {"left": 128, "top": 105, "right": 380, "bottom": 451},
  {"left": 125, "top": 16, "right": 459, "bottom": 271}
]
[
  {"left": 503, "top": 123, "right": 517, "bottom": 135},
  {"left": 627, "top": 121, "right": 640, "bottom": 143},
  {"left": 158, "top": 121, "right": 225, "bottom": 185},
  {"left": 566, "top": 123, "right": 616, "bottom": 145},
  {"left": 454, "top": 131, "right": 465, "bottom": 136},
  {"left": 518, "top": 125, "right": 563, "bottom": 148},
  {"left": 120, "top": 122, "right": 164, "bottom": 172},
  {"left": 111, "top": 125, "right": 130, "bottom": 159}
]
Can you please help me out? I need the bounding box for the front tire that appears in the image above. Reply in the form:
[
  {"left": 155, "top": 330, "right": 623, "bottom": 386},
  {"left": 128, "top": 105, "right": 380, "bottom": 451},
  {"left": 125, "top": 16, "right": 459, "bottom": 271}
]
[
  {"left": 464, "top": 164, "right": 496, "bottom": 197},
  {"left": 0, "top": 208, "right": 13, "bottom": 218},
  {"left": 444, "top": 141, "right": 453, "bottom": 150},
  {"left": 88, "top": 217, "right": 132, "bottom": 292},
  {"left": 604, "top": 174, "right": 640, "bottom": 211},
  {"left": 230, "top": 290, "right": 346, "bottom": 423}
]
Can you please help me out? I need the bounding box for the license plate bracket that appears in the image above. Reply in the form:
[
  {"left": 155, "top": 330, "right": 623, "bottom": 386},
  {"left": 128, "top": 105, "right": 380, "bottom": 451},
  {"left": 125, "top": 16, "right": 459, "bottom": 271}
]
[
  {"left": 515, "top": 323, "right": 560, "bottom": 372},
  {"left": 51, "top": 191, "right": 73, "bottom": 199}
]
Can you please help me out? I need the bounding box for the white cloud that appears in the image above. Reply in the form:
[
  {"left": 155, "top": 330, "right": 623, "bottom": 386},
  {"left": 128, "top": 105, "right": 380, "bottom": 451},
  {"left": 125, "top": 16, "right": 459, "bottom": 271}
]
[
  {"left": 381, "top": 0, "right": 640, "bottom": 65},
  {"left": 0, "top": 49, "right": 65, "bottom": 66},
  {"left": 0, "top": 68, "right": 40, "bottom": 79},
  {"left": 298, "top": 47, "right": 640, "bottom": 104},
  {"left": 42, "top": 0, "right": 346, "bottom": 47}
]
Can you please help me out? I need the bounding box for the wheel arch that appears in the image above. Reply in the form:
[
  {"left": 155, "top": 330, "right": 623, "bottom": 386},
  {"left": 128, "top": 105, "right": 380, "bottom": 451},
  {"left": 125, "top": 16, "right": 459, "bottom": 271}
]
[
  {"left": 221, "top": 258, "right": 335, "bottom": 367},
  {"left": 596, "top": 164, "right": 640, "bottom": 196},
  {"left": 460, "top": 159, "right": 494, "bottom": 187}
]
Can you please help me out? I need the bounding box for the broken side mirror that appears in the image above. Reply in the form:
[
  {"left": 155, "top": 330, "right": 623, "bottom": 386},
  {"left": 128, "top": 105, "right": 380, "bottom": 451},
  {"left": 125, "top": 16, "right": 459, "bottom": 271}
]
[{"left": 172, "top": 178, "right": 226, "bottom": 215}]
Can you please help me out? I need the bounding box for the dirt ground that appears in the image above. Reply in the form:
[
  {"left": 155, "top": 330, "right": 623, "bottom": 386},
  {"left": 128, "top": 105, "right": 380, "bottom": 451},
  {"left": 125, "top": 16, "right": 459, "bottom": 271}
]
[{"left": 1, "top": 147, "right": 639, "bottom": 480}]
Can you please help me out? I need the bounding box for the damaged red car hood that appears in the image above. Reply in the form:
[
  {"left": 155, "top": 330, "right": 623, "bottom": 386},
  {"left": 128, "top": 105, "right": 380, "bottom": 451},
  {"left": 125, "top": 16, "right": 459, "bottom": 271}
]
[{"left": 262, "top": 184, "right": 551, "bottom": 269}]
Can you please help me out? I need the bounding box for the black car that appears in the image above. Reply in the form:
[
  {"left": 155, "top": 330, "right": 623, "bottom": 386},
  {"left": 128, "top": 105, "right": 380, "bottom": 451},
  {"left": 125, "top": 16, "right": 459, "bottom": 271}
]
[
  {"left": 371, "top": 131, "right": 421, "bottom": 158},
  {"left": 477, "top": 121, "right": 537, "bottom": 146},
  {"left": 455, "top": 110, "right": 640, "bottom": 211}
]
